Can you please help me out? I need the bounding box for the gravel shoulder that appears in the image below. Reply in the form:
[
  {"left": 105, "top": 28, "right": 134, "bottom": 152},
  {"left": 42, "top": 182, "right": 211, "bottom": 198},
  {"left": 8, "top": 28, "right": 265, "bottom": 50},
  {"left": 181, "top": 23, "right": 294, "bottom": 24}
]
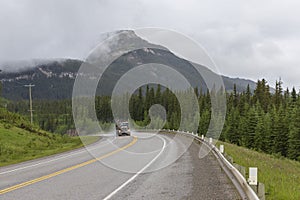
[{"left": 112, "top": 134, "right": 241, "bottom": 200}]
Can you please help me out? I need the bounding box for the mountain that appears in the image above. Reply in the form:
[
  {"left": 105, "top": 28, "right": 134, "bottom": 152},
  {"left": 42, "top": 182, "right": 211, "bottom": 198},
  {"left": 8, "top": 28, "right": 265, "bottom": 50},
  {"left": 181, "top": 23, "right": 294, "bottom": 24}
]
[
  {"left": 0, "top": 30, "right": 257, "bottom": 100},
  {"left": 0, "top": 59, "right": 82, "bottom": 100}
]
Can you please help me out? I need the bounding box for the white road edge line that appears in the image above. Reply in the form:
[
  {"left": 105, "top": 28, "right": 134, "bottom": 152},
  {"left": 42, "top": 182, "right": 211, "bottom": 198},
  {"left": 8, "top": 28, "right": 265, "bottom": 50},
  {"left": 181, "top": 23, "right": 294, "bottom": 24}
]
[
  {"left": 0, "top": 137, "right": 117, "bottom": 175},
  {"left": 103, "top": 135, "right": 167, "bottom": 200}
]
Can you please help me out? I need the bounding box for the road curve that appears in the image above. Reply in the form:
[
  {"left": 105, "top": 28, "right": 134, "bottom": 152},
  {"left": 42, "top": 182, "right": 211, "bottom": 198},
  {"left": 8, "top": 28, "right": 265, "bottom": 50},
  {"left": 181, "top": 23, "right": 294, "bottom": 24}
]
[{"left": 0, "top": 132, "right": 241, "bottom": 200}]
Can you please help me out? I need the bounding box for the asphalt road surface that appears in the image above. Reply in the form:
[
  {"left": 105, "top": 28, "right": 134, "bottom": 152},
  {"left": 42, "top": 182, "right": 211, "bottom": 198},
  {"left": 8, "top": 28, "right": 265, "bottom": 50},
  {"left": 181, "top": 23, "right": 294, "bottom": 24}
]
[{"left": 0, "top": 132, "right": 241, "bottom": 200}]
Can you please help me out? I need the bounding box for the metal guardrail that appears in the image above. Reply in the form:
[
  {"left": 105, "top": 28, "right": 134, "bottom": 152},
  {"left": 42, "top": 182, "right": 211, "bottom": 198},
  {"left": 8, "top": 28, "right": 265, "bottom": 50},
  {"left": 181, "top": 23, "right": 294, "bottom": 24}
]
[{"left": 158, "top": 129, "right": 260, "bottom": 200}]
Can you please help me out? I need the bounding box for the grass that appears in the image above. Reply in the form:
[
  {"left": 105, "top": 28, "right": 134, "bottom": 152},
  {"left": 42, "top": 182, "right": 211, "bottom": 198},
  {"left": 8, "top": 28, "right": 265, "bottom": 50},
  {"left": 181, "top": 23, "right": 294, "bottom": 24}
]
[
  {"left": 216, "top": 141, "right": 300, "bottom": 200},
  {"left": 0, "top": 123, "right": 99, "bottom": 167},
  {"left": 80, "top": 135, "right": 101, "bottom": 145}
]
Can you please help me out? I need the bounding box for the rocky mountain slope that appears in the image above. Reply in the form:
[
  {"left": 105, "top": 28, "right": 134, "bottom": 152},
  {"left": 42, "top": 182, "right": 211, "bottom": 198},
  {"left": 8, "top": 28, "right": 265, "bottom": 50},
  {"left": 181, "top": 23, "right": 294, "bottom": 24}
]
[{"left": 0, "top": 30, "right": 257, "bottom": 100}]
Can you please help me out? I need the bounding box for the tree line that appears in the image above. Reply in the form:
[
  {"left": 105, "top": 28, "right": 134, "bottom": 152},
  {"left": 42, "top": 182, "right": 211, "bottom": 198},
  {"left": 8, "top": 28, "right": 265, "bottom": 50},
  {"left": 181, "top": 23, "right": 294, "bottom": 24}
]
[
  {"left": 7, "top": 79, "right": 300, "bottom": 161},
  {"left": 222, "top": 80, "right": 300, "bottom": 161}
]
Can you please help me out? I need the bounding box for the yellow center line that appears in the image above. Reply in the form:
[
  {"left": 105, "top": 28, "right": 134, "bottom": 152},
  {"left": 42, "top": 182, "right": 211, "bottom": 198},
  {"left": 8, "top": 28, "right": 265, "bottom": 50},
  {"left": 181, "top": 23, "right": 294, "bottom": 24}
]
[{"left": 0, "top": 136, "right": 138, "bottom": 195}]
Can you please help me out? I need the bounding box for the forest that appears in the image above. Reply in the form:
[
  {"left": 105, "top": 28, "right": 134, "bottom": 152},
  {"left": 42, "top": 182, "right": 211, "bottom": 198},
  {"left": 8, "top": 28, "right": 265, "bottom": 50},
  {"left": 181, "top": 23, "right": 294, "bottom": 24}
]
[{"left": 6, "top": 79, "right": 300, "bottom": 161}]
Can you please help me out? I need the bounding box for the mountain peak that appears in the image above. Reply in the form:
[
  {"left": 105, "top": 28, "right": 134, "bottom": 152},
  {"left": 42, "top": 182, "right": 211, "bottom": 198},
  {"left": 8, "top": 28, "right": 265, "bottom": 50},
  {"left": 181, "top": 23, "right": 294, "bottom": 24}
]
[{"left": 0, "top": 30, "right": 258, "bottom": 100}]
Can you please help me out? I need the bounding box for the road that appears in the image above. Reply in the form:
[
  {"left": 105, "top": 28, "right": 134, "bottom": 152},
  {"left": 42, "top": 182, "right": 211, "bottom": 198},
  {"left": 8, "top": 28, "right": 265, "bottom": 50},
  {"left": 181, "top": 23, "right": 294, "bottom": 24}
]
[{"left": 0, "top": 132, "right": 241, "bottom": 200}]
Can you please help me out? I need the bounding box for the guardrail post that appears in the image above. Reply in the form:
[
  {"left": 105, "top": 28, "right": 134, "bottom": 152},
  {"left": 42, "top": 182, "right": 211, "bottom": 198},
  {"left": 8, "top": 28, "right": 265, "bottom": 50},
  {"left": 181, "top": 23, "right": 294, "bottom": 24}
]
[
  {"left": 209, "top": 137, "right": 213, "bottom": 144},
  {"left": 219, "top": 145, "right": 224, "bottom": 154},
  {"left": 248, "top": 167, "right": 258, "bottom": 186},
  {"left": 258, "top": 183, "right": 266, "bottom": 200},
  {"left": 248, "top": 167, "right": 264, "bottom": 200}
]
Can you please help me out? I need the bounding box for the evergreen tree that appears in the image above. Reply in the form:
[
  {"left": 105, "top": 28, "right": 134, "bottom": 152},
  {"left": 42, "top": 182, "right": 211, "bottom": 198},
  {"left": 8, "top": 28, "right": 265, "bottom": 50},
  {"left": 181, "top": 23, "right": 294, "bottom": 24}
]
[
  {"left": 273, "top": 79, "right": 283, "bottom": 109},
  {"left": 199, "top": 109, "right": 210, "bottom": 135},
  {"left": 137, "top": 87, "right": 144, "bottom": 121},
  {"left": 287, "top": 100, "right": 300, "bottom": 160},
  {"left": 246, "top": 84, "right": 251, "bottom": 105},
  {"left": 271, "top": 105, "right": 289, "bottom": 156},
  {"left": 254, "top": 104, "right": 264, "bottom": 151},
  {"left": 242, "top": 107, "right": 257, "bottom": 148},
  {"left": 224, "top": 107, "right": 240, "bottom": 144},
  {"left": 291, "top": 87, "right": 297, "bottom": 103},
  {"left": 155, "top": 84, "right": 162, "bottom": 103},
  {"left": 233, "top": 84, "right": 238, "bottom": 107}
]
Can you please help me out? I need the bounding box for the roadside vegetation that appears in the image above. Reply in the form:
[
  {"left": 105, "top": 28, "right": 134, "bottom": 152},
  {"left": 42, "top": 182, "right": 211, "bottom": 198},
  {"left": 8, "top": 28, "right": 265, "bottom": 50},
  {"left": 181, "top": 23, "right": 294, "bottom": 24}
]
[
  {"left": 0, "top": 107, "right": 98, "bottom": 167},
  {"left": 9, "top": 79, "right": 300, "bottom": 161},
  {"left": 217, "top": 141, "right": 300, "bottom": 200}
]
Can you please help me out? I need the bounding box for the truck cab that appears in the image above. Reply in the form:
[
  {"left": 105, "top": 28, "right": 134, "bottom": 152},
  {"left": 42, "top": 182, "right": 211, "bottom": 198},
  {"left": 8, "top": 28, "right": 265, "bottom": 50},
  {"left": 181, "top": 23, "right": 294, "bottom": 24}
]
[{"left": 116, "top": 121, "right": 131, "bottom": 136}]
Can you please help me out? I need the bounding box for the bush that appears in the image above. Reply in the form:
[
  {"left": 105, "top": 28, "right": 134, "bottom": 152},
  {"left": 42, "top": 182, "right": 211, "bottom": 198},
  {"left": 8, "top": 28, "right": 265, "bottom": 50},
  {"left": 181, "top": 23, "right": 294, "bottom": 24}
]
[{"left": 4, "top": 124, "right": 12, "bottom": 129}]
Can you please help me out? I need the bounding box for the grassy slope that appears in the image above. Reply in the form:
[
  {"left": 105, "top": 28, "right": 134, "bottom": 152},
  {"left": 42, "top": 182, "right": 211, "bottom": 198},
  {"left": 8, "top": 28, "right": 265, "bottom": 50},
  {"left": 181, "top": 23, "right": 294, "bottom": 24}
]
[
  {"left": 0, "top": 106, "right": 100, "bottom": 167},
  {"left": 216, "top": 141, "right": 300, "bottom": 200},
  {"left": 0, "top": 123, "right": 99, "bottom": 167}
]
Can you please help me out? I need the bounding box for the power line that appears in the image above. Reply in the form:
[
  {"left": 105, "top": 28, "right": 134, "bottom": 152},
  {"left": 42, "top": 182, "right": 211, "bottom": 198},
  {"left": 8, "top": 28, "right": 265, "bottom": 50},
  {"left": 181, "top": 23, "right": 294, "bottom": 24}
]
[{"left": 24, "top": 84, "right": 35, "bottom": 124}]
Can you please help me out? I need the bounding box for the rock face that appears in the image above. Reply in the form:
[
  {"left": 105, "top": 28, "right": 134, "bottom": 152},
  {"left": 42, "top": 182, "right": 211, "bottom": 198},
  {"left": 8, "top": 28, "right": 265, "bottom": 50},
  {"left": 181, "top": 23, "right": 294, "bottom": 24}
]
[{"left": 0, "top": 30, "right": 257, "bottom": 100}]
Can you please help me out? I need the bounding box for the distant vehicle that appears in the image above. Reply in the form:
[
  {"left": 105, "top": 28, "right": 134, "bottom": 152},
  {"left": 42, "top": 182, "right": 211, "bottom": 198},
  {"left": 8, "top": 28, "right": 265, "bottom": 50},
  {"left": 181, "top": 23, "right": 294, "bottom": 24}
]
[{"left": 115, "top": 121, "right": 131, "bottom": 136}]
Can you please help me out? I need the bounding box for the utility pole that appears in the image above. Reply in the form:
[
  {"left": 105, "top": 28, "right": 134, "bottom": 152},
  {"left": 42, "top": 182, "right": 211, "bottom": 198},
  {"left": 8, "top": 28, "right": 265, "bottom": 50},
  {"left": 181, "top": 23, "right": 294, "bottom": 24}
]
[{"left": 25, "top": 84, "right": 35, "bottom": 124}]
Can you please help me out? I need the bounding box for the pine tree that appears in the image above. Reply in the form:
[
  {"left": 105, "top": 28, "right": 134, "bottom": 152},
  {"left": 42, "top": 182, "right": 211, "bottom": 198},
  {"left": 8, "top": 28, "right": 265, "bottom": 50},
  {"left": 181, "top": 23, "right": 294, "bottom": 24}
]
[
  {"left": 145, "top": 85, "right": 150, "bottom": 111},
  {"left": 254, "top": 104, "right": 264, "bottom": 151},
  {"left": 199, "top": 109, "right": 210, "bottom": 135},
  {"left": 225, "top": 108, "right": 240, "bottom": 145},
  {"left": 287, "top": 100, "right": 300, "bottom": 160},
  {"left": 137, "top": 87, "right": 144, "bottom": 120},
  {"left": 242, "top": 107, "right": 257, "bottom": 148},
  {"left": 155, "top": 84, "right": 162, "bottom": 104},
  {"left": 291, "top": 87, "right": 297, "bottom": 103},
  {"left": 273, "top": 79, "right": 283, "bottom": 109},
  {"left": 283, "top": 88, "right": 290, "bottom": 109},
  {"left": 262, "top": 113, "right": 272, "bottom": 153},
  {"left": 253, "top": 79, "right": 271, "bottom": 112},
  {"left": 233, "top": 84, "right": 238, "bottom": 107},
  {"left": 246, "top": 84, "right": 251, "bottom": 105},
  {"left": 271, "top": 105, "right": 288, "bottom": 156}
]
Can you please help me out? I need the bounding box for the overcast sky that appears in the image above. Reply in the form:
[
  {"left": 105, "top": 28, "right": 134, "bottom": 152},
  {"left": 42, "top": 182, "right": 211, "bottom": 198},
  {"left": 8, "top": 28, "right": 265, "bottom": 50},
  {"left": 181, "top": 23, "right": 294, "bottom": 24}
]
[{"left": 0, "top": 0, "right": 299, "bottom": 89}]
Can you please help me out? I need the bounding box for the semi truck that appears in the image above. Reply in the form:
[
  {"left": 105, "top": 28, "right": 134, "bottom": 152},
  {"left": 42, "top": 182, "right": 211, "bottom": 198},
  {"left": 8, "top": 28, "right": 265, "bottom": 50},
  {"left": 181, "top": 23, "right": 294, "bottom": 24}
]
[{"left": 115, "top": 121, "right": 131, "bottom": 136}]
